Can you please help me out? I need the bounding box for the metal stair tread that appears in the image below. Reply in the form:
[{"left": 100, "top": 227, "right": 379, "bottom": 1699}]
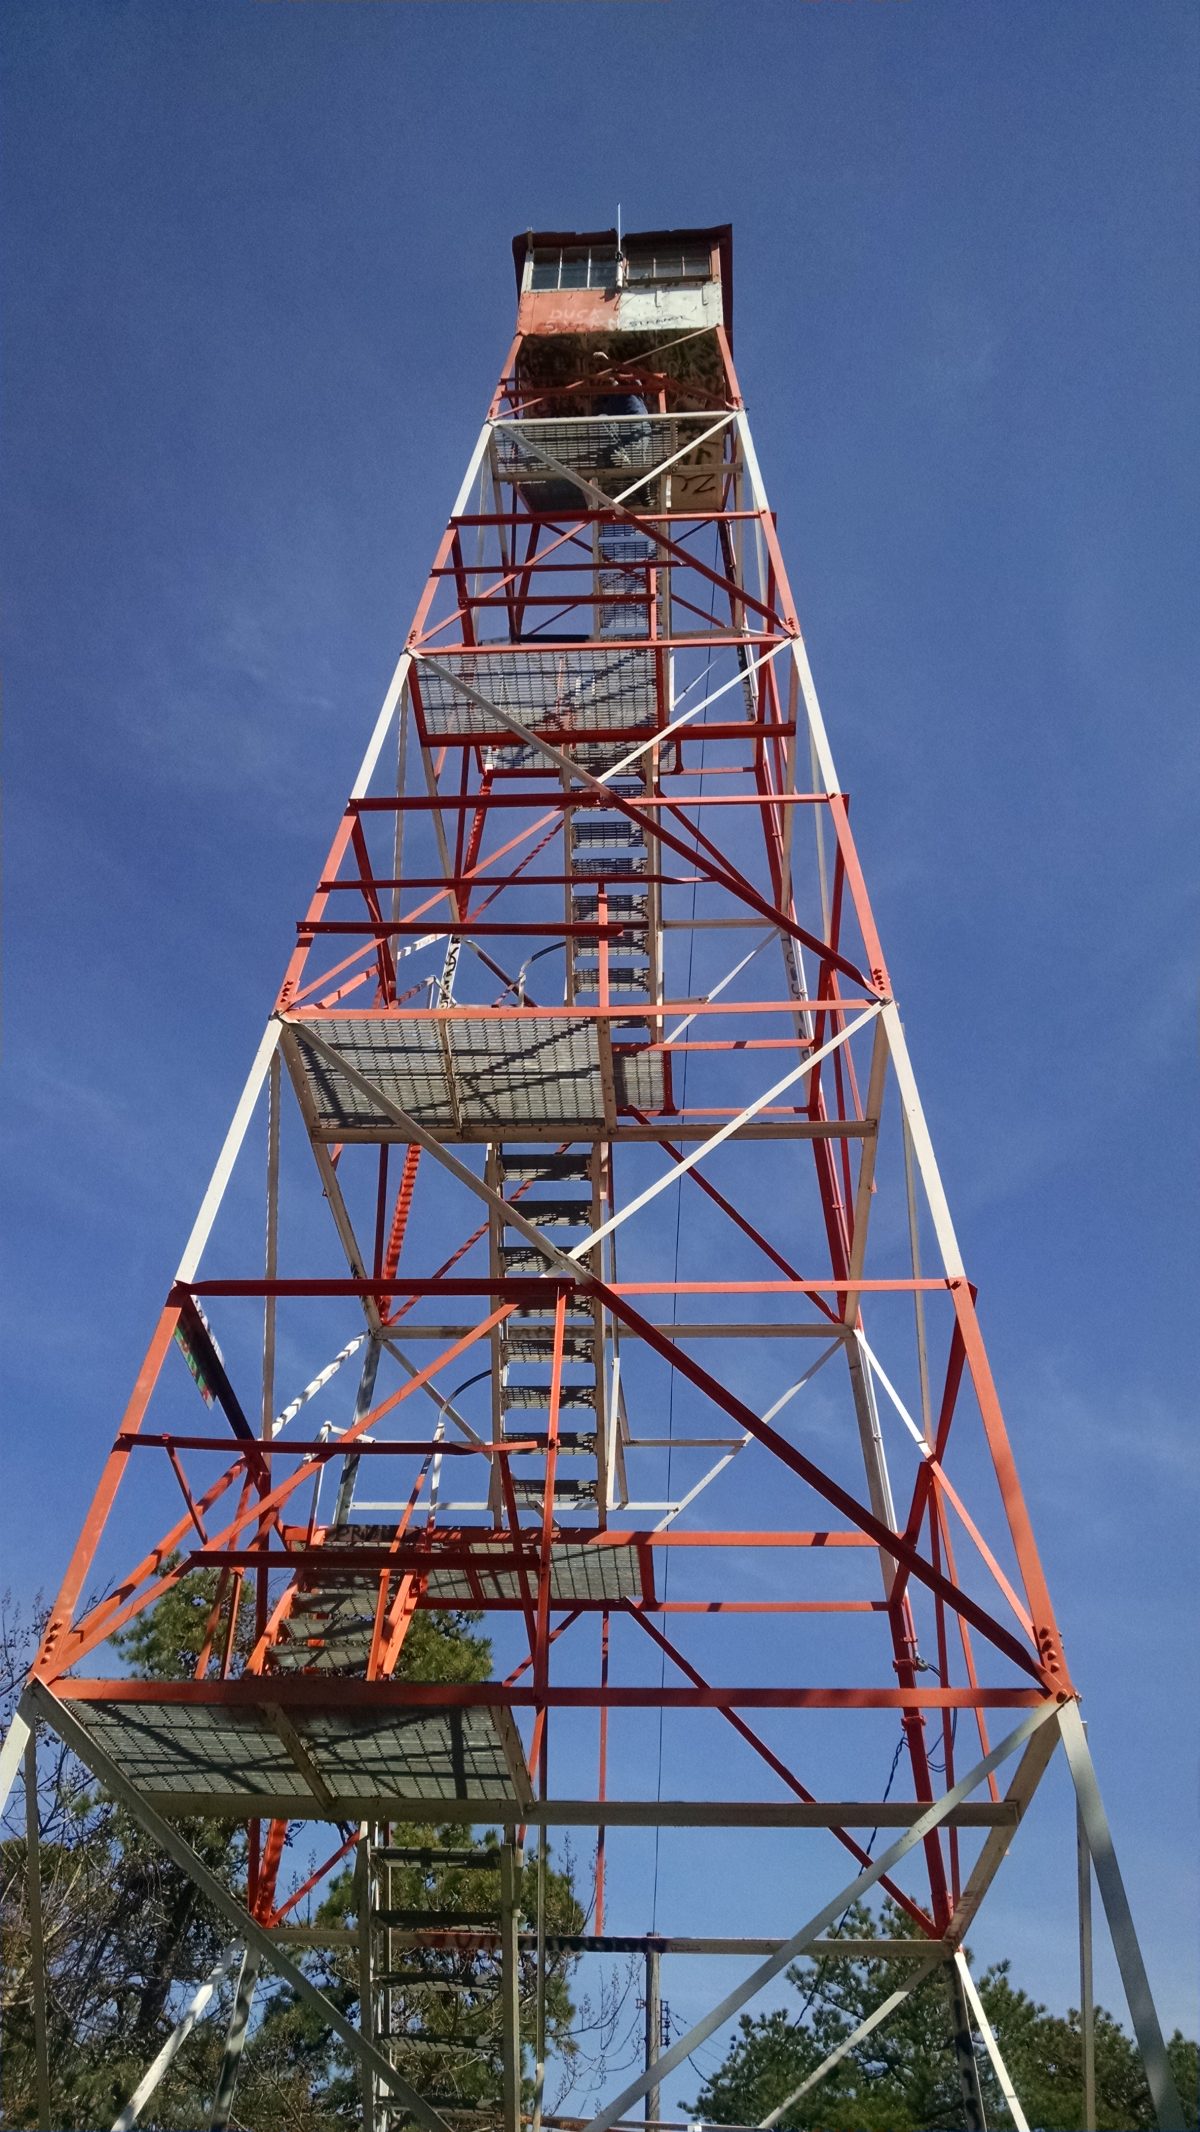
[
  {"left": 497, "top": 1152, "right": 593, "bottom": 1182},
  {"left": 502, "top": 1194, "right": 591, "bottom": 1226},
  {"left": 503, "top": 1384, "right": 597, "bottom": 1410}
]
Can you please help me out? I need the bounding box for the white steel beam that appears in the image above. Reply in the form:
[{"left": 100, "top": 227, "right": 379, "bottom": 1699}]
[
  {"left": 943, "top": 1715, "right": 1061, "bottom": 1952},
  {"left": 111, "top": 1943, "right": 242, "bottom": 2130},
  {"left": 737, "top": 411, "right": 972, "bottom": 1289},
  {"left": 175, "top": 1019, "right": 281, "bottom": 1284},
  {"left": 343, "top": 415, "right": 490, "bottom": 807},
  {"left": 1058, "top": 1700, "right": 1184, "bottom": 2131},
  {"left": 0, "top": 1697, "right": 33, "bottom": 1820},
  {"left": 24, "top": 1732, "right": 52, "bottom": 2128},
  {"left": 574, "top": 1006, "right": 882, "bottom": 1259},
  {"left": 207, "top": 1946, "right": 261, "bottom": 2131},
  {"left": 271, "top": 1329, "right": 369, "bottom": 1436},
  {"left": 843, "top": 1014, "right": 890, "bottom": 1330},
  {"left": 1078, "top": 1762, "right": 1098, "bottom": 2132},
  {"left": 954, "top": 1951, "right": 1031, "bottom": 2132},
  {"left": 880, "top": 1002, "right": 966, "bottom": 1281},
  {"left": 261, "top": 1048, "right": 281, "bottom": 1437}
]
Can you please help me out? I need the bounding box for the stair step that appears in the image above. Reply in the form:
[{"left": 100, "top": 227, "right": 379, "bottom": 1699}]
[
  {"left": 572, "top": 821, "right": 645, "bottom": 848},
  {"left": 504, "top": 1430, "right": 597, "bottom": 1456},
  {"left": 287, "top": 1592, "right": 374, "bottom": 1623},
  {"left": 572, "top": 892, "right": 649, "bottom": 922},
  {"left": 570, "top": 853, "right": 646, "bottom": 876},
  {"left": 568, "top": 743, "right": 648, "bottom": 782},
  {"left": 498, "top": 1152, "right": 593, "bottom": 1182},
  {"left": 403, "top": 2094, "right": 503, "bottom": 2110},
  {"left": 573, "top": 971, "right": 651, "bottom": 995},
  {"left": 377, "top": 1845, "right": 501, "bottom": 1868},
  {"left": 503, "top": 1383, "right": 596, "bottom": 1411},
  {"left": 275, "top": 1604, "right": 373, "bottom": 1640},
  {"left": 270, "top": 1640, "right": 370, "bottom": 1675},
  {"left": 504, "top": 1194, "right": 590, "bottom": 1228},
  {"left": 580, "top": 777, "right": 646, "bottom": 800},
  {"left": 598, "top": 527, "right": 657, "bottom": 562},
  {"left": 501, "top": 1245, "right": 556, "bottom": 1274},
  {"left": 378, "top": 1972, "right": 497, "bottom": 1992},
  {"left": 377, "top": 1910, "right": 500, "bottom": 1929},
  {"left": 572, "top": 947, "right": 650, "bottom": 965},
  {"left": 501, "top": 1326, "right": 595, "bottom": 1364},
  {"left": 512, "top": 1477, "right": 595, "bottom": 1505},
  {"left": 389, "top": 2033, "right": 491, "bottom": 2053}
]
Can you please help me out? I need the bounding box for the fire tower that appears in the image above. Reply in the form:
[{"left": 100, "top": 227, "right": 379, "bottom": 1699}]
[{"left": 2, "top": 225, "right": 1184, "bottom": 2131}]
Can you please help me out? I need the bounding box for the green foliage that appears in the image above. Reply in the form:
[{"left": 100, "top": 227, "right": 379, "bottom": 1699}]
[
  {"left": 5, "top": 1579, "right": 1195, "bottom": 2132},
  {"left": 688, "top": 1901, "right": 1200, "bottom": 2132},
  {"left": 690, "top": 1905, "right": 964, "bottom": 2132},
  {"left": 239, "top": 1825, "right": 584, "bottom": 2127}
]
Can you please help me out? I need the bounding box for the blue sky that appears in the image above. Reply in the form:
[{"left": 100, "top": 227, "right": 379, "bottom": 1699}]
[{"left": 2, "top": 0, "right": 1197, "bottom": 2080}]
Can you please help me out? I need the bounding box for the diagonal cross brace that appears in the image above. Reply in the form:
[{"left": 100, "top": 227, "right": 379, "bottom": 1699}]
[
  {"left": 111, "top": 1942, "right": 243, "bottom": 2130},
  {"left": 480, "top": 415, "right": 787, "bottom": 632},
  {"left": 414, "top": 652, "right": 873, "bottom": 989},
  {"left": 280, "top": 1029, "right": 1051, "bottom": 1685}
]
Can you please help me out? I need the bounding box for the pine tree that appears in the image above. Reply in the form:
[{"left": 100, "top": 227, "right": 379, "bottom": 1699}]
[{"left": 687, "top": 1901, "right": 1199, "bottom": 2132}]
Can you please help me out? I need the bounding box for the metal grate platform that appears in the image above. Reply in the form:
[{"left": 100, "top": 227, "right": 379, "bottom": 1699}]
[
  {"left": 490, "top": 415, "right": 729, "bottom": 508},
  {"left": 58, "top": 1695, "right": 532, "bottom": 1822},
  {"left": 420, "top": 1538, "right": 647, "bottom": 1607},
  {"left": 284, "top": 1015, "right": 664, "bottom": 1141},
  {"left": 416, "top": 646, "right": 657, "bottom": 739}
]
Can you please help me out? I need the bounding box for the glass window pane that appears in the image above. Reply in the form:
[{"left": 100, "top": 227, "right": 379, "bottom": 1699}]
[
  {"left": 558, "top": 250, "right": 591, "bottom": 289},
  {"left": 530, "top": 252, "right": 560, "bottom": 292}
]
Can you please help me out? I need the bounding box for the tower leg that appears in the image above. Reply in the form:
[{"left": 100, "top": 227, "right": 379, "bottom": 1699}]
[
  {"left": 1058, "top": 1701, "right": 1184, "bottom": 2131},
  {"left": 208, "top": 1946, "right": 261, "bottom": 2129},
  {"left": 0, "top": 1696, "right": 33, "bottom": 1820},
  {"left": 954, "top": 1952, "right": 1029, "bottom": 2132},
  {"left": 357, "top": 1831, "right": 377, "bottom": 2132},
  {"left": 111, "top": 1945, "right": 241, "bottom": 2130},
  {"left": 532, "top": 1820, "right": 549, "bottom": 2132},
  {"left": 1077, "top": 1763, "right": 1097, "bottom": 2132},
  {"left": 24, "top": 1730, "right": 52, "bottom": 2130},
  {"left": 500, "top": 1836, "right": 522, "bottom": 2132},
  {"left": 644, "top": 1946, "right": 662, "bottom": 2128},
  {"left": 946, "top": 1956, "right": 987, "bottom": 2130}
]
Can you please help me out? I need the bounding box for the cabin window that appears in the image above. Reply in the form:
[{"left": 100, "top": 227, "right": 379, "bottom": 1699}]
[
  {"left": 530, "top": 246, "right": 619, "bottom": 293},
  {"left": 623, "top": 247, "right": 712, "bottom": 285}
]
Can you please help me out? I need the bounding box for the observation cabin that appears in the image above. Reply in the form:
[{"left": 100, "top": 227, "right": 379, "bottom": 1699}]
[
  {"left": 507, "top": 223, "right": 735, "bottom": 515},
  {"left": 513, "top": 223, "right": 732, "bottom": 343}
]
